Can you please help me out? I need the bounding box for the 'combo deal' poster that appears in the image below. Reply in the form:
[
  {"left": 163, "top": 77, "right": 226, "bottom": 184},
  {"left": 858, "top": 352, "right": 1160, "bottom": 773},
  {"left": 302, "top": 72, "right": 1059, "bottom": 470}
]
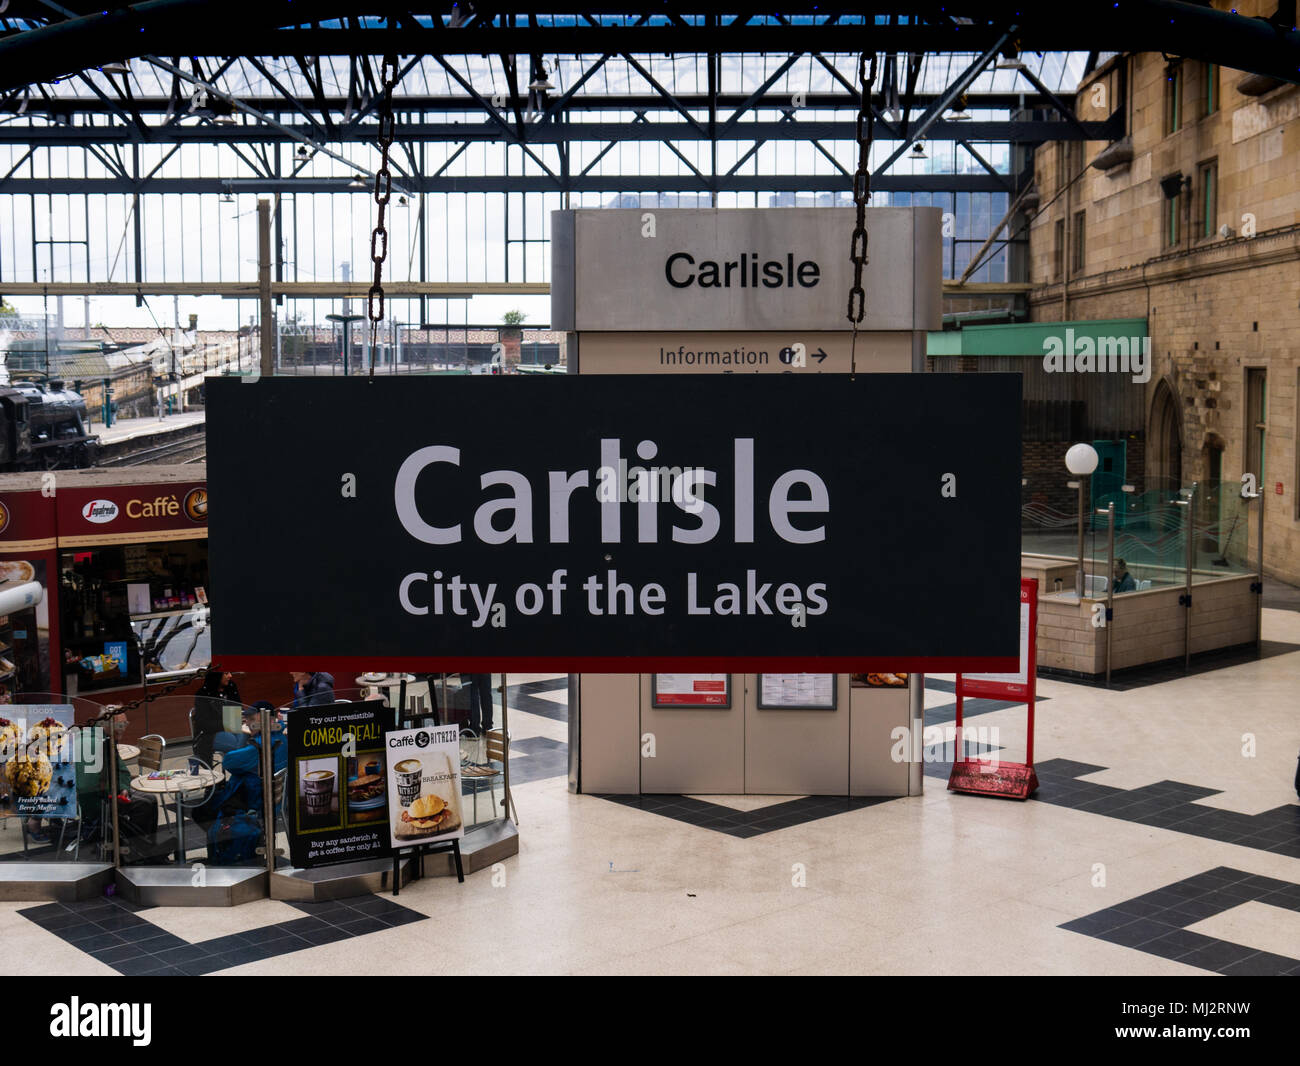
[
  {"left": 385, "top": 725, "right": 464, "bottom": 848},
  {"left": 286, "top": 701, "right": 391, "bottom": 868}
]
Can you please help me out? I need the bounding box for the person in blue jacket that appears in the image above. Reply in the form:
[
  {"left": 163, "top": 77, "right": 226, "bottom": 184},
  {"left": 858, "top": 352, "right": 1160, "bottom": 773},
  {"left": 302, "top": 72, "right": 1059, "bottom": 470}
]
[
  {"left": 197, "top": 703, "right": 287, "bottom": 827},
  {"left": 222, "top": 703, "right": 288, "bottom": 813},
  {"left": 290, "top": 671, "right": 336, "bottom": 708}
]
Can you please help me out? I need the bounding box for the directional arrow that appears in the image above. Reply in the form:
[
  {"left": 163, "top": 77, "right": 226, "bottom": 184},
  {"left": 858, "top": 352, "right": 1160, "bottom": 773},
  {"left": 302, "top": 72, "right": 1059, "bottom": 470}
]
[{"left": 813, "top": 348, "right": 828, "bottom": 363}]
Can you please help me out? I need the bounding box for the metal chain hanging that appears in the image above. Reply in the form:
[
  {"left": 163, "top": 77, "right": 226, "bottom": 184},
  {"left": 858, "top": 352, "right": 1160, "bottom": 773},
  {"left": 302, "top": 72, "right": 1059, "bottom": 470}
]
[
  {"left": 85, "top": 668, "right": 213, "bottom": 723},
  {"left": 367, "top": 53, "right": 400, "bottom": 379},
  {"left": 847, "top": 52, "right": 877, "bottom": 380}
]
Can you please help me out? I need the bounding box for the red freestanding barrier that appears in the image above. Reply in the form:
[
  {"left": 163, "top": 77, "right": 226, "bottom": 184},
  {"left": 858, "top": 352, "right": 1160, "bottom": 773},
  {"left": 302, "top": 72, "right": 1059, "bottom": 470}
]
[{"left": 948, "top": 578, "right": 1040, "bottom": 799}]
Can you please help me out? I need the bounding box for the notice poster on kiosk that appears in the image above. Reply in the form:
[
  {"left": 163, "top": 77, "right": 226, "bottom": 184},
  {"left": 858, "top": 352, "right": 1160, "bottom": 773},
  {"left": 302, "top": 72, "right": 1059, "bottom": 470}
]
[
  {"left": 652, "top": 674, "right": 730, "bottom": 707},
  {"left": 286, "top": 700, "right": 390, "bottom": 869},
  {"left": 385, "top": 724, "right": 464, "bottom": 847},
  {"left": 758, "top": 674, "right": 836, "bottom": 709}
]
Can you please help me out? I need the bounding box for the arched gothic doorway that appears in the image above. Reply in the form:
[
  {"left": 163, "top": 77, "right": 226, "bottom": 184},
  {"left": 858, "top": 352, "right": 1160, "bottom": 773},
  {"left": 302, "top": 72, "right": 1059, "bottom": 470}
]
[{"left": 1148, "top": 379, "right": 1183, "bottom": 493}]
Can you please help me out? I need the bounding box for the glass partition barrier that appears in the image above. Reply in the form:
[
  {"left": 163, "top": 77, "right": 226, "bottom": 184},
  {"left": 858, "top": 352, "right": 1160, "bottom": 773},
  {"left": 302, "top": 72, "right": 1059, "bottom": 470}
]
[
  {"left": 1103, "top": 476, "right": 1255, "bottom": 590},
  {"left": 1025, "top": 473, "right": 1256, "bottom": 600},
  {"left": 0, "top": 675, "right": 519, "bottom": 876}
]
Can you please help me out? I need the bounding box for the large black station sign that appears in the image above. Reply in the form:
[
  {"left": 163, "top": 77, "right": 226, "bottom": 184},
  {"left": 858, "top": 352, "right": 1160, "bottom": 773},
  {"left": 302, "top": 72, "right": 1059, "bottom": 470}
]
[{"left": 207, "top": 374, "right": 1021, "bottom": 672}]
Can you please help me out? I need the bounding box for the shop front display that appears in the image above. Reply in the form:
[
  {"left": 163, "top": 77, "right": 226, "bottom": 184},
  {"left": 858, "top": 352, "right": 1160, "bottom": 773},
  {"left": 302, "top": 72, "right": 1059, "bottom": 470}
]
[
  {"left": 57, "top": 479, "right": 208, "bottom": 700},
  {"left": 0, "top": 471, "right": 210, "bottom": 714},
  {"left": 0, "top": 488, "right": 57, "bottom": 703}
]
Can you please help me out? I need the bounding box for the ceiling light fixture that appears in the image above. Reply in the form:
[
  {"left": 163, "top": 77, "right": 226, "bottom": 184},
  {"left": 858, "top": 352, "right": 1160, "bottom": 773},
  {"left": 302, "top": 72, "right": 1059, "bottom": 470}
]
[
  {"left": 529, "top": 54, "right": 553, "bottom": 93},
  {"left": 996, "top": 45, "right": 1027, "bottom": 72}
]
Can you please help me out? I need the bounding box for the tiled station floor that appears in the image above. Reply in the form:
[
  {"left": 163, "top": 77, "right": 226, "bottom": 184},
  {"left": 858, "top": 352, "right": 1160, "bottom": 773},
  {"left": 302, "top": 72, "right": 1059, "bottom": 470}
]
[{"left": 3, "top": 610, "right": 1299, "bottom": 976}]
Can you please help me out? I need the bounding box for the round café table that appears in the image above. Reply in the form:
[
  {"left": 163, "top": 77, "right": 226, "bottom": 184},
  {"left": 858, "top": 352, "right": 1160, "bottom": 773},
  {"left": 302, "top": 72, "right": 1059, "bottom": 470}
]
[
  {"left": 354, "top": 673, "right": 418, "bottom": 711},
  {"left": 130, "top": 767, "right": 223, "bottom": 864},
  {"left": 116, "top": 744, "right": 140, "bottom": 764}
]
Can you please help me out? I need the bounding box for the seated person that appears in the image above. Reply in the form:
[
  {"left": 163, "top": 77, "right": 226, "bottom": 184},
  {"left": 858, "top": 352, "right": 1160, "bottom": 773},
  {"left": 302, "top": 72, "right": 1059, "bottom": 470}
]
[
  {"left": 73, "top": 714, "right": 159, "bottom": 850},
  {"left": 1112, "top": 558, "right": 1137, "bottom": 593},
  {"left": 192, "top": 668, "right": 241, "bottom": 767},
  {"left": 290, "top": 671, "right": 335, "bottom": 709},
  {"left": 195, "top": 703, "right": 286, "bottom": 827}
]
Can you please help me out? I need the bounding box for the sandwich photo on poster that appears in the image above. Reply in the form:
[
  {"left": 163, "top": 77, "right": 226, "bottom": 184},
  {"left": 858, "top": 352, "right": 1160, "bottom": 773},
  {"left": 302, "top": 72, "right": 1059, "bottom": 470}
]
[
  {"left": 385, "top": 724, "right": 464, "bottom": 847},
  {"left": 286, "top": 700, "right": 390, "bottom": 869},
  {"left": 1, "top": 706, "right": 76, "bottom": 818}
]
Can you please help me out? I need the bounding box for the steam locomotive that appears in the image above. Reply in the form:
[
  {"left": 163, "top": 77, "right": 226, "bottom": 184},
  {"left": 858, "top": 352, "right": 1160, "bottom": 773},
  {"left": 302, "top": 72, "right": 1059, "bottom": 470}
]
[{"left": 0, "top": 379, "right": 98, "bottom": 471}]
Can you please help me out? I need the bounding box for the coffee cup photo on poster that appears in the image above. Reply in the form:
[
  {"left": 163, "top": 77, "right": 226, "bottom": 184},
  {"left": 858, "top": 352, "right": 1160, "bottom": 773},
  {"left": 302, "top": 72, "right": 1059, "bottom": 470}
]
[
  {"left": 385, "top": 726, "right": 464, "bottom": 846},
  {"left": 296, "top": 756, "right": 341, "bottom": 832}
]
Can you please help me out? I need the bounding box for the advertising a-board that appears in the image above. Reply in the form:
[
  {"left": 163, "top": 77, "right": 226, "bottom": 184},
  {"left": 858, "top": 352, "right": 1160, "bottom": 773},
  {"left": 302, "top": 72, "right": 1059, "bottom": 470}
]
[
  {"left": 385, "top": 724, "right": 464, "bottom": 848},
  {"left": 286, "top": 701, "right": 391, "bottom": 868}
]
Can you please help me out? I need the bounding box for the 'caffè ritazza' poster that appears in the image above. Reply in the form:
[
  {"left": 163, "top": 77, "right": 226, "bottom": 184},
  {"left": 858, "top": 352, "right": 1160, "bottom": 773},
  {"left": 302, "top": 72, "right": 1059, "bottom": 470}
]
[
  {"left": 286, "top": 700, "right": 391, "bottom": 868},
  {"left": 385, "top": 724, "right": 464, "bottom": 848}
]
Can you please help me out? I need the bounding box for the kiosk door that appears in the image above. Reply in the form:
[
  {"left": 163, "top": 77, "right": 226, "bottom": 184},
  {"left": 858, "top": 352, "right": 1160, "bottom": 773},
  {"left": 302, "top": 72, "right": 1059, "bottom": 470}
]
[
  {"left": 744, "top": 674, "right": 850, "bottom": 795},
  {"left": 639, "top": 673, "right": 744, "bottom": 794}
]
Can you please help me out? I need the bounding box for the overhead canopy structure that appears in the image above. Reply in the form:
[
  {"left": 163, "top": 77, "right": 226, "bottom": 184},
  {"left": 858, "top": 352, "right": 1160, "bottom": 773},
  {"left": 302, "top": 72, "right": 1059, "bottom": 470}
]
[
  {"left": 0, "top": 3, "right": 1294, "bottom": 321},
  {"left": 0, "top": 4, "right": 1297, "bottom": 93}
]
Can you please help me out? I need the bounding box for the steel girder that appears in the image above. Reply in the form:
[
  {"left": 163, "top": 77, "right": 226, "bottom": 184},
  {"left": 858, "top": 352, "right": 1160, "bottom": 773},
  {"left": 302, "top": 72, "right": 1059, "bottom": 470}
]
[
  {"left": 0, "top": 4, "right": 1298, "bottom": 94},
  {"left": 0, "top": 119, "right": 1120, "bottom": 147},
  {"left": 0, "top": 173, "right": 1019, "bottom": 194}
]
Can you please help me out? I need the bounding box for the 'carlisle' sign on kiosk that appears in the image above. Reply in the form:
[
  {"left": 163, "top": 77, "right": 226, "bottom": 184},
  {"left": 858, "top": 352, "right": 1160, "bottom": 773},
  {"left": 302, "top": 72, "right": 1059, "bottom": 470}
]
[{"left": 207, "top": 373, "right": 1021, "bottom": 671}]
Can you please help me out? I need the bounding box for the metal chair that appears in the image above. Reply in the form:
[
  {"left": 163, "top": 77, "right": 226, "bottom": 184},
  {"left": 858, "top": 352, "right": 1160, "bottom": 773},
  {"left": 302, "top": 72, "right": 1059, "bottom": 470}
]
[
  {"left": 135, "top": 734, "right": 171, "bottom": 828},
  {"left": 460, "top": 728, "right": 506, "bottom": 825},
  {"left": 271, "top": 766, "right": 288, "bottom": 850},
  {"left": 137, "top": 734, "right": 165, "bottom": 772}
]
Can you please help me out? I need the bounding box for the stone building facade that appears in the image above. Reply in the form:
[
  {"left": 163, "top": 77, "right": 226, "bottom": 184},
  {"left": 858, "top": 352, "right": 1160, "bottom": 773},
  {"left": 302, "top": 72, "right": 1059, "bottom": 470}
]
[{"left": 1029, "top": 13, "right": 1300, "bottom": 583}]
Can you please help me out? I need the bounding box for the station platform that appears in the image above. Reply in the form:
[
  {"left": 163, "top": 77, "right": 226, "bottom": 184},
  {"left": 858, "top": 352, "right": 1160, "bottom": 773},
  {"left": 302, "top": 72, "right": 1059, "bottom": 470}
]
[
  {"left": 90, "top": 409, "right": 206, "bottom": 448},
  {"left": 276, "top": 363, "right": 485, "bottom": 376}
]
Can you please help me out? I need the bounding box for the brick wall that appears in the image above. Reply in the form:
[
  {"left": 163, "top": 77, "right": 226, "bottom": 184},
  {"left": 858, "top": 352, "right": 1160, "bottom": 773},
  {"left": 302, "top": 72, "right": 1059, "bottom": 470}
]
[
  {"left": 1028, "top": 34, "right": 1300, "bottom": 584},
  {"left": 1023, "top": 440, "right": 1075, "bottom": 515},
  {"left": 1033, "top": 573, "right": 1256, "bottom": 677}
]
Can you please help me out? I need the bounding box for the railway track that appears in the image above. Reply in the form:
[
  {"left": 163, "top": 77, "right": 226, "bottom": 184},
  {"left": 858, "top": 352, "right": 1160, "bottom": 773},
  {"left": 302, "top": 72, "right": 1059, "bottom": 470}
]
[{"left": 99, "top": 432, "right": 207, "bottom": 467}]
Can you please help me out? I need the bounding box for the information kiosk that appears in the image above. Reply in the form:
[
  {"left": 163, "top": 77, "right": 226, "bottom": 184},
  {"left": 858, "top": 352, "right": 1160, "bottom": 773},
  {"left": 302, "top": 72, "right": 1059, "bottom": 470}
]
[{"left": 553, "top": 206, "right": 943, "bottom": 797}]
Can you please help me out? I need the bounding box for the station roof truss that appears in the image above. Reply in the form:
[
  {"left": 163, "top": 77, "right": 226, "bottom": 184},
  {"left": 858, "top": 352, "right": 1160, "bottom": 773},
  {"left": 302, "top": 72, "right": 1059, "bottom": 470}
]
[{"left": 0, "top": 4, "right": 1293, "bottom": 198}]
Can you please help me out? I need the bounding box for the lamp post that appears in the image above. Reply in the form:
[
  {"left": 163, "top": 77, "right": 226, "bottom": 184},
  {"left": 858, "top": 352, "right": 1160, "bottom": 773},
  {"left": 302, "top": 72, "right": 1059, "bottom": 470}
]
[
  {"left": 1173, "top": 485, "right": 1195, "bottom": 672},
  {"left": 325, "top": 313, "right": 363, "bottom": 376},
  {"left": 1241, "top": 480, "right": 1263, "bottom": 650},
  {"left": 1065, "top": 443, "right": 1100, "bottom": 600}
]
